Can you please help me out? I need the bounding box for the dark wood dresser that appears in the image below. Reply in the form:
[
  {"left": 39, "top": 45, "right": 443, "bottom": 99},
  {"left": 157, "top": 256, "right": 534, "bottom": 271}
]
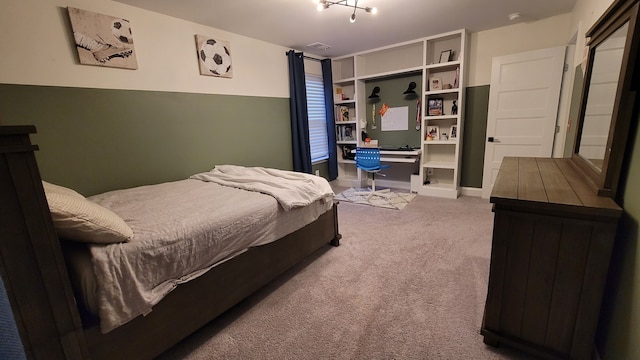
[{"left": 481, "top": 157, "right": 622, "bottom": 360}]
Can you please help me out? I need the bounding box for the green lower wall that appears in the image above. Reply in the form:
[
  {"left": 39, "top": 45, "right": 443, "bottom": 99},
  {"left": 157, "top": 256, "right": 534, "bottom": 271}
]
[
  {"left": 0, "top": 83, "right": 506, "bottom": 194},
  {"left": 461, "top": 85, "right": 489, "bottom": 188},
  {"left": 0, "top": 84, "right": 292, "bottom": 196},
  {"left": 597, "top": 108, "right": 640, "bottom": 360},
  {"left": 363, "top": 75, "right": 423, "bottom": 149}
]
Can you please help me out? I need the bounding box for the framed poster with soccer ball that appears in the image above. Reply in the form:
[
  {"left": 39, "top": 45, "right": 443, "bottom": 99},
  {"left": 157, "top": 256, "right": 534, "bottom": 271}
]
[
  {"left": 67, "top": 7, "right": 138, "bottom": 69},
  {"left": 195, "top": 35, "right": 233, "bottom": 78}
]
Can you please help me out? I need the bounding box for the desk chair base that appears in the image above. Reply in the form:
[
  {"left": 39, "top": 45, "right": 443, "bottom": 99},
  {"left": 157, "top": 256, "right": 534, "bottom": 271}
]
[
  {"left": 355, "top": 187, "right": 391, "bottom": 200},
  {"left": 355, "top": 176, "right": 391, "bottom": 200}
]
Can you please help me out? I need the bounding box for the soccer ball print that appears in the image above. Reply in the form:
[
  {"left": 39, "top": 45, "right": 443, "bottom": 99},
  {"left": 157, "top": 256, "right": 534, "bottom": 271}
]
[{"left": 195, "top": 35, "right": 233, "bottom": 78}]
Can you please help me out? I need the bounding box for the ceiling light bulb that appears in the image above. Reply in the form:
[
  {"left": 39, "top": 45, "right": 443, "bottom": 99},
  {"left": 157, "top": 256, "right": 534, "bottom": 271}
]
[
  {"left": 317, "top": 3, "right": 324, "bottom": 11},
  {"left": 368, "top": 7, "right": 378, "bottom": 14},
  {"left": 350, "top": 13, "right": 356, "bottom": 23}
]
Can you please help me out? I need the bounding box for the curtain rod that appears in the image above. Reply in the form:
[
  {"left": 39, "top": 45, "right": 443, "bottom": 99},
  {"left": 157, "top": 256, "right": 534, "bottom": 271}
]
[{"left": 285, "top": 51, "right": 326, "bottom": 62}]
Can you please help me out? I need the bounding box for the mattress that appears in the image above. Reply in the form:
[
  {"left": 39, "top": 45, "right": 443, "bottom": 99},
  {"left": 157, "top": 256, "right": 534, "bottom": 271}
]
[{"left": 67, "top": 177, "right": 333, "bottom": 334}]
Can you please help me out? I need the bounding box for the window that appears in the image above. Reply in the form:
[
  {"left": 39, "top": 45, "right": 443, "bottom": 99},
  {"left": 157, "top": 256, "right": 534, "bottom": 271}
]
[{"left": 305, "top": 73, "right": 329, "bottom": 163}]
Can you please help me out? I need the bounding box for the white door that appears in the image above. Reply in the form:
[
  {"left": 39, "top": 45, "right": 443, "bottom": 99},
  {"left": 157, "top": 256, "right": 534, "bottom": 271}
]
[{"left": 481, "top": 46, "right": 566, "bottom": 198}]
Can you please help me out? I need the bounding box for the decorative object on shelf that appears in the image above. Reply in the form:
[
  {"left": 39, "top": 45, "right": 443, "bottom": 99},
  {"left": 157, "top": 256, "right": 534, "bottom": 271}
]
[
  {"left": 451, "top": 100, "right": 458, "bottom": 115},
  {"left": 450, "top": 125, "right": 458, "bottom": 139},
  {"left": 439, "top": 49, "right": 452, "bottom": 63},
  {"left": 196, "top": 35, "right": 233, "bottom": 78},
  {"left": 427, "top": 98, "right": 443, "bottom": 116},
  {"left": 426, "top": 125, "right": 439, "bottom": 141},
  {"left": 453, "top": 67, "right": 460, "bottom": 88},
  {"left": 415, "top": 99, "right": 421, "bottom": 131},
  {"left": 341, "top": 145, "right": 356, "bottom": 160},
  {"left": 368, "top": 86, "right": 380, "bottom": 98},
  {"left": 403, "top": 82, "right": 417, "bottom": 94},
  {"left": 429, "top": 78, "right": 442, "bottom": 91},
  {"left": 340, "top": 106, "right": 349, "bottom": 122},
  {"left": 67, "top": 7, "right": 138, "bottom": 69},
  {"left": 314, "top": 0, "right": 378, "bottom": 23},
  {"left": 334, "top": 87, "right": 343, "bottom": 103},
  {"left": 440, "top": 132, "right": 448, "bottom": 141}
]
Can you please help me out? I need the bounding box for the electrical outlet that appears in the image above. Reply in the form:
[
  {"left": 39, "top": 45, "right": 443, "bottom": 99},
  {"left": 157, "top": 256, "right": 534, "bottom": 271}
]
[{"left": 427, "top": 168, "right": 433, "bottom": 176}]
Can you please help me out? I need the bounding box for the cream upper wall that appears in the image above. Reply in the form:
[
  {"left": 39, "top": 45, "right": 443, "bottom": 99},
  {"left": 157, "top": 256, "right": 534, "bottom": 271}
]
[
  {"left": 468, "top": 13, "right": 574, "bottom": 87},
  {"left": 0, "top": 0, "right": 618, "bottom": 96},
  {"left": 569, "top": 0, "right": 616, "bottom": 67},
  {"left": 0, "top": 0, "right": 291, "bottom": 98}
]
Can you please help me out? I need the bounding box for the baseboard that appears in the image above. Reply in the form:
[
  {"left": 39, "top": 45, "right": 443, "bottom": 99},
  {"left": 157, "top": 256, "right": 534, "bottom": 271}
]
[{"left": 461, "top": 186, "right": 482, "bottom": 197}]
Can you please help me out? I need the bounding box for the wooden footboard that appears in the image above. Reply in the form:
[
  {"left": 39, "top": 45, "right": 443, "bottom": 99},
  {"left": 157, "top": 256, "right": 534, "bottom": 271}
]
[
  {"left": 84, "top": 205, "right": 340, "bottom": 359},
  {"left": 0, "top": 126, "right": 341, "bottom": 359}
]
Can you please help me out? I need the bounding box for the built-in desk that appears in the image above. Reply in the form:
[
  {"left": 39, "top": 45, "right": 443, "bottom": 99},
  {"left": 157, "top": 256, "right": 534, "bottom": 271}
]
[
  {"left": 350, "top": 148, "right": 422, "bottom": 191},
  {"left": 379, "top": 149, "right": 422, "bottom": 163},
  {"left": 351, "top": 148, "right": 422, "bottom": 163}
]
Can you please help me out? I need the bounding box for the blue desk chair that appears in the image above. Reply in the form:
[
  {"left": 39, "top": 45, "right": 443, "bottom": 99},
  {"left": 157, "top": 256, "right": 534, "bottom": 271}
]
[{"left": 355, "top": 147, "right": 391, "bottom": 199}]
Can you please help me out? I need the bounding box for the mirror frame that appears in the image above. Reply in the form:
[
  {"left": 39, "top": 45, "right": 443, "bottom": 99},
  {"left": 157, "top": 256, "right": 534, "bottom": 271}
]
[{"left": 572, "top": 0, "right": 640, "bottom": 198}]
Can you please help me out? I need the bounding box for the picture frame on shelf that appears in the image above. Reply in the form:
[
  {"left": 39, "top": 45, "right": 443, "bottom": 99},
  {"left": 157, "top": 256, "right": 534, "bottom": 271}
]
[
  {"left": 450, "top": 125, "right": 458, "bottom": 139},
  {"left": 427, "top": 98, "right": 444, "bottom": 116},
  {"left": 426, "top": 125, "right": 440, "bottom": 141},
  {"left": 439, "top": 49, "right": 452, "bottom": 63},
  {"left": 429, "top": 78, "right": 442, "bottom": 91}
]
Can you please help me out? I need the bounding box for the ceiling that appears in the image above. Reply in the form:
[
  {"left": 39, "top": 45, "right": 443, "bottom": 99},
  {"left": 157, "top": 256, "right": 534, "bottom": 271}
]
[{"left": 115, "top": 0, "right": 577, "bottom": 58}]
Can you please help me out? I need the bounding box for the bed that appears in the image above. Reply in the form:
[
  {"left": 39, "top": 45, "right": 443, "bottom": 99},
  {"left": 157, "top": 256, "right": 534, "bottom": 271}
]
[{"left": 0, "top": 125, "right": 341, "bottom": 359}]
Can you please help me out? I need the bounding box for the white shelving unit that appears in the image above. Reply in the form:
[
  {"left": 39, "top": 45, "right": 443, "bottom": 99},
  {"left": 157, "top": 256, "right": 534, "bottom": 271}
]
[
  {"left": 421, "top": 30, "right": 467, "bottom": 198},
  {"left": 331, "top": 29, "right": 468, "bottom": 197}
]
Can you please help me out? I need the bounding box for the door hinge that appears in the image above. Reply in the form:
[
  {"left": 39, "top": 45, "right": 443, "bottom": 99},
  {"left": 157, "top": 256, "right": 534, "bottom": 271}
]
[
  {"left": 563, "top": 63, "right": 569, "bottom": 72},
  {"left": 556, "top": 125, "right": 561, "bottom": 133}
]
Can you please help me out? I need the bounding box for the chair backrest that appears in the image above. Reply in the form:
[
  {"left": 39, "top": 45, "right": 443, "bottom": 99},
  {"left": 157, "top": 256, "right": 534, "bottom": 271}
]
[{"left": 355, "top": 147, "right": 381, "bottom": 170}]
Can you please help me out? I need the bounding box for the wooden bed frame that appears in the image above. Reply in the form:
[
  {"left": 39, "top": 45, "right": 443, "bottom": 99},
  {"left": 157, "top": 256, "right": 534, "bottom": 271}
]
[{"left": 0, "top": 125, "right": 341, "bottom": 359}]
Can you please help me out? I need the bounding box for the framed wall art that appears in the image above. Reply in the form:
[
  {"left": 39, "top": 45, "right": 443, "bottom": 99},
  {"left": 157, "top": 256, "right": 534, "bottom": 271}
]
[
  {"left": 427, "top": 98, "right": 444, "bottom": 116},
  {"left": 429, "top": 77, "right": 442, "bottom": 91},
  {"left": 195, "top": 35, "right": 233, "bottom": 78},
  {"left": 426, "top": 125, "right": 440, "bottom": 141},
  {"left": 67, "top": 7, "right": 138, "bottom": 69},
  {"left": 439, "top": 49, "right": 452, "bottom": 63}
]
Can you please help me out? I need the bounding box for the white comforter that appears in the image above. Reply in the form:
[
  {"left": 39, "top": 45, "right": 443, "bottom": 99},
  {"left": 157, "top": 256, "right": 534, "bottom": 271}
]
[
  {"left": 87, "top": 169, "right": 334, "bottom": 334},
  {"left": 190, "top": 165, "right": 334, "bottom": 210}
]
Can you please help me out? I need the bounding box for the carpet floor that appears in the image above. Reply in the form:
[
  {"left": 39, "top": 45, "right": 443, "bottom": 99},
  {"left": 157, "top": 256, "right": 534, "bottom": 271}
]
[{"left": 158, "top": 194, "right": 537, "bottom": 360}]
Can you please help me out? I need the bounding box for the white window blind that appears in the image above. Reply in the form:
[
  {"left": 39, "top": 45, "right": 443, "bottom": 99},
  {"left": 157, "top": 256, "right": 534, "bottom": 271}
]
[{"left": 305, "top": 74, "right": 329, "bottom": 163}]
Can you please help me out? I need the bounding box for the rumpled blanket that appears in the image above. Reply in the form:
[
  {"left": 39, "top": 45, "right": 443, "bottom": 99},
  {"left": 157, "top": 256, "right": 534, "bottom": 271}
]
[{"left": 190, "top": 165, "right": 335, "bottom": 210}]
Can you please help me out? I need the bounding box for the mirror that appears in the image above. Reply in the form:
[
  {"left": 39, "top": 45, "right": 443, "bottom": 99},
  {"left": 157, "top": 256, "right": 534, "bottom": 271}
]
[
  {"left": 572, "top": 0, "right": 639, "bottom": 198},
  {"left": 577, "top": 22, "right": 628, "bottom": 172}
]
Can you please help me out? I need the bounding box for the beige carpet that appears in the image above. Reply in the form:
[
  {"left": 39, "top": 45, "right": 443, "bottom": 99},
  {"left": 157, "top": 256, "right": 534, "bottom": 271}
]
[
  {"left": 158, "top": 195, "right": 536, "bottom": 360},
  {"left": 334, "top": 187, "right": 417, "bottom": 210}
]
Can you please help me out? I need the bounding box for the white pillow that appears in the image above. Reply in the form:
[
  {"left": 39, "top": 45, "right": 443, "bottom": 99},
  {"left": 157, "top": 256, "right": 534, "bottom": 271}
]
[{"left": 42, "top": 181, "right": 133, "bottom": 244}]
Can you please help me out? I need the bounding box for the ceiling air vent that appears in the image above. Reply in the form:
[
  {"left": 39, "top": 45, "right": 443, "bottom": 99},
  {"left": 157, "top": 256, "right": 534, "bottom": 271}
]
[{"left": 307, "top": 42, "right": 331, "bottom": 51}]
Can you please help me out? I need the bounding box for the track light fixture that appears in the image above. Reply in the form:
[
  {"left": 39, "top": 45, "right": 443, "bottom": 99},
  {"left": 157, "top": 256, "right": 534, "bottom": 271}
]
[{"left": 314, "top": 0, "right": 378, "bottom": 23}]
